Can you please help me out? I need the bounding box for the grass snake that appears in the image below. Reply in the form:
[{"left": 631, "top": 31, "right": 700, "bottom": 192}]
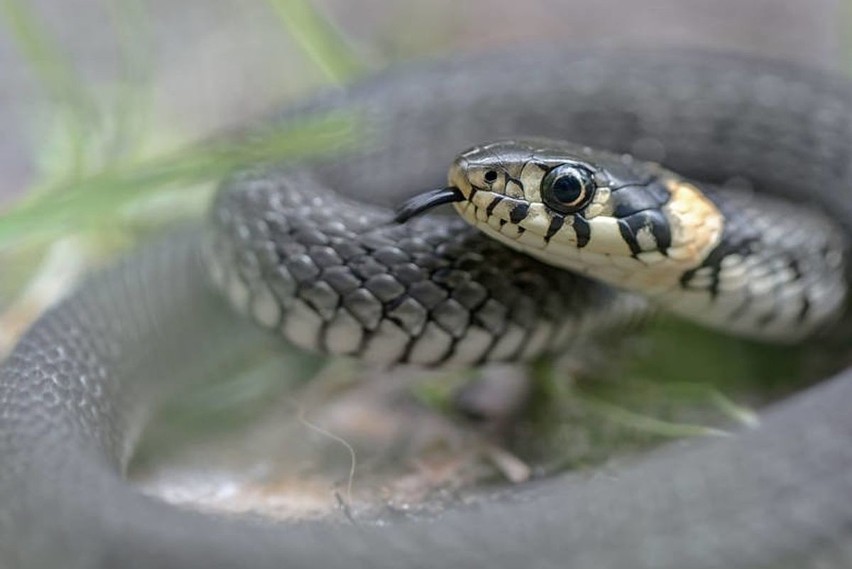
[{"left": 1, "top": 47, "right": 852, "bottom": 569}]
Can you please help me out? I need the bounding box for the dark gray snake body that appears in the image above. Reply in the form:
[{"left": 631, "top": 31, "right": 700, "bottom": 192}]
[{"left": 1, "top": 48, "right": 851, "bottom": 568}]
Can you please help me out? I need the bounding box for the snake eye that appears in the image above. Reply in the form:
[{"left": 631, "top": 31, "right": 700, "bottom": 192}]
[
  {"left": 483, "top": 170, "right": 499, "bottom": 184},
  {"left": 541, "top": 164, "right": 596, "bottom": 214}
]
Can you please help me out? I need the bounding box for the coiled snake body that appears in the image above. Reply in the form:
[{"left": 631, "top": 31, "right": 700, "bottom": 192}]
[{"left": 2, "top": 48, "right": 852, "bottom": 568}]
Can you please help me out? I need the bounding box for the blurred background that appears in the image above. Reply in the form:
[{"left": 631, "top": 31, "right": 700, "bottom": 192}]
[
  {"left": 1, "top": 0, "right": 845, "bottom": 201},
  {"left": 0, "top": 0, "right": 849, "bottom": 520}
]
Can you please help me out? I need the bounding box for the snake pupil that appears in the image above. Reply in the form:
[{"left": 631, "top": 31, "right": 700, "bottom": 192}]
[
  {"left": 542, "top": 164, "right": 595, "bottom": 213},
  {"left": 553, "top": 175, "right": 583, "bottom": 203}
]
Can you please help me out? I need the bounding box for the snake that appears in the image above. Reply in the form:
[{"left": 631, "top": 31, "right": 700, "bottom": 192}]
[{"left": 2, "top": 47, "right": 852, "bottom": 569}]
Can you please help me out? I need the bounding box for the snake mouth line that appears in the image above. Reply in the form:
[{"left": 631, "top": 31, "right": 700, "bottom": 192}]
[{"left": 395, "top": 186, "right": 465, "bottom": 222}]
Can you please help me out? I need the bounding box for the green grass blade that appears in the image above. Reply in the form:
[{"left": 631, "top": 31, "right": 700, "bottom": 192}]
[
  {"left": 574, "top": 393, "right": 730, "bottom": 439},
  {"left": 104, "top": 0, "right": 155, "bottom": 162},
  {"left": 265, "top": 0, "right": 366, "bottom": 85},
  {"left": 0, "top": 0, "right": 97, "bottom": 179},
  {"left": 0, "top": 113, "right": 359, "bottom": 246}
]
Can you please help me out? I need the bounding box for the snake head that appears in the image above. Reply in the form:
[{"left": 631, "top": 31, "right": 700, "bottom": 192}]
[
  {"left": 399, "top": 138, "right": 725, "bottom": 292},
  {"left": 448, "top": 139, "right": 617, "bottom": 234}
]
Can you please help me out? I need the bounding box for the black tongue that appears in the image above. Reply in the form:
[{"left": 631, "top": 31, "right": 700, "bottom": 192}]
[{"left": 394, "top": 187, "right": 465, "bottom": 223}]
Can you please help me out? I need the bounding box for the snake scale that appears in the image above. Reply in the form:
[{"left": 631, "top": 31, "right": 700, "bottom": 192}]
[{"left": 1, "top": 47, "right": 852, "bottom": 569}]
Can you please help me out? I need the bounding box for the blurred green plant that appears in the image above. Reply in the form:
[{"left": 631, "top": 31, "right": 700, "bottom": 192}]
[
  {"left": 0, "top": 0, "right": 362, "bottom": 240},
  {"left": 0, "top": 114, "right": 358, "bottom": 247},
  {"left": 0, "top": 0, "right": 362, "bottom": 337},
  {"left": 266, "top": 0, "right": 367, "bottom": 84},
  {"left": 0, "top": 0, "right": 98, "bottom": 181}
]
